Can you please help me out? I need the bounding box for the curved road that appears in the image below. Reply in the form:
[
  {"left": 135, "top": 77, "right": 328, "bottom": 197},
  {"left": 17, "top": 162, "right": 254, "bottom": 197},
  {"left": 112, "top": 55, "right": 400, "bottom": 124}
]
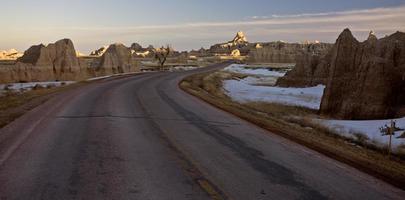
[{"left": 0, "top": 63, "right": 404, "bottom": 200}]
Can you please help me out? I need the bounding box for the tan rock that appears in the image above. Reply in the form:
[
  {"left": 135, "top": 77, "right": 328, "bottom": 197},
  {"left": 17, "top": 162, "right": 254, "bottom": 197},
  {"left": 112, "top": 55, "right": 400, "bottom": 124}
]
[
  {"left": 90, "top": 46, "right": 108, "bottom": 56},
  {"left": 98, "top": 43, "right": 139, "bottom": 75},
  {"left": 232, "top": 31, "right": 248, "bottom": 44},
  {"left": 15, "top": 39, "right": 84, "bottom": 81},
  {"left": 320, "top": 29, "right": 405, "bottom": 119},
  {"left": 249, "top": 42, "right": 332, "bottom": 64},
  {"left": 0, "top": 49, "right": 23, "bottom": 60},
  {"left": 231, "top": 49, "right": 241, "bottom": 57}
]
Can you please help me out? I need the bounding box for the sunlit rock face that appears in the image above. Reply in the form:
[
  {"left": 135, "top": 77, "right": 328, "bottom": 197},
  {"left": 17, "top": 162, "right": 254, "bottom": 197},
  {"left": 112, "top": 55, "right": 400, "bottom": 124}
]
[
  {"left": 90, "top": 46, "right": 108, "bottom": 56},
  {"left": 12, "top": 38, "right": 84, "bottom": 81},
  {"left": 0, "top": 49, "right": 23, "bottom": 60},
  {"left": 97, "top": 43, "right": 139, "bottom": 75},
  {"left": 232, "top": 31, "right": 248, "bottom": 44},
  {"left": 209, "top": 31, "right": 253, "bottom": 56}
]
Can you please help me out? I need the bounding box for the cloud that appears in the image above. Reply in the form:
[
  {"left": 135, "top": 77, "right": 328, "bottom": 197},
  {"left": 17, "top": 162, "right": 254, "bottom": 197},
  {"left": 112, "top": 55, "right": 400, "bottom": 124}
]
[{"left": 2, "top": 5, "right": 405, "bottom": 53}]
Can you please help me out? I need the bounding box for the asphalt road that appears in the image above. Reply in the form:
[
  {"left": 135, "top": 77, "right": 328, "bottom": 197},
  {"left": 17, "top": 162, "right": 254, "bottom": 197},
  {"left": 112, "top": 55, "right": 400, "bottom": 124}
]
[{"left": 0, "top": 62, "right": 404, "bottom": 200}]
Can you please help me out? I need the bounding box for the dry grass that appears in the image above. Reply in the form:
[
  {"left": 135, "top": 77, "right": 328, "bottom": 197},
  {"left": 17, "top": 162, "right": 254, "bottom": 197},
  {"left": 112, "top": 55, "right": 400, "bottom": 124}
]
[
  {"left": 180, "top": 71, "right": 405, "bottom": 190},
  {"left": 0, "top": 82, "right": 87, "bottom": 128}
]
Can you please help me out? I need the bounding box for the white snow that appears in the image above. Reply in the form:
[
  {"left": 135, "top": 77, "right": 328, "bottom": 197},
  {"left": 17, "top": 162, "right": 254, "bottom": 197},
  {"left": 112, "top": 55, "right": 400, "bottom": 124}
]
[
  {"left": 86, "top": 75, "right": 114, "bottom": 81},
  {"left": 223, "top": 64, "right": 286, "bottom": 77},
  {"left": 221, "top": 63, "right": 405, "bottom": 151},
  {"left": 316, "top": 118, "right": 405, "bottom": 150},
  {"left": 86, "top": 72, "right": 142, "bottom": 81},
  {"left": 171, "top": 66, "right": 201, "bottom": 71},
  {"left": 222, "top": 64, "right": 325, "bottom": 109},
  {"left": 223, "top": 78, "right": 325, "bottom": 109},
  {"left": 0, "top": 72, "right": 143, "bottom": 95},
  {"left": 0, "top": 81, "right": 75, "bottom": 92}
]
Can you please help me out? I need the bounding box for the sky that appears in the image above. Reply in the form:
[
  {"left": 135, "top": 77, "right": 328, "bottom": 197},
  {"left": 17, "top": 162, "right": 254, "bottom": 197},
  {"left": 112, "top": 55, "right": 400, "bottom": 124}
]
[{"left": 1, "top": 0, "right": 405, "bottom": 53}]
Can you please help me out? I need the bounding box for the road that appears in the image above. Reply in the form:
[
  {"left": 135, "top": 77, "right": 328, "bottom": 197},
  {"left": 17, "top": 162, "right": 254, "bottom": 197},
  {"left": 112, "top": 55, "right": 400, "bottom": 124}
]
[{"left": 0, "top": 62, "right": 404, "bottom": 200}]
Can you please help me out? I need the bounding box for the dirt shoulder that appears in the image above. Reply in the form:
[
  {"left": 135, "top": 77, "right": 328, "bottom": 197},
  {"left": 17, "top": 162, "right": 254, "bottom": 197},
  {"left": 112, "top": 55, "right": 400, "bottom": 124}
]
[
  {"left": 0, "top": 82, "right": 90, "bottom": 129},
  {"left": 179, "top": 70, "right": 405, "bottom": 190}
]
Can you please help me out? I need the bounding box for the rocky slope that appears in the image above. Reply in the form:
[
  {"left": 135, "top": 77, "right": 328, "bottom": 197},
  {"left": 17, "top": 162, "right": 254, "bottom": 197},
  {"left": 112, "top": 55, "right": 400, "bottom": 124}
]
[
  {"left": 277, "top": 29, "right": 405, "bottom": 119},
  {"left": 276, "top": 43, "right": 332, "bottom": 87},
  {"left": 320, "top": 29, "right": 405, "bottom": 119}
]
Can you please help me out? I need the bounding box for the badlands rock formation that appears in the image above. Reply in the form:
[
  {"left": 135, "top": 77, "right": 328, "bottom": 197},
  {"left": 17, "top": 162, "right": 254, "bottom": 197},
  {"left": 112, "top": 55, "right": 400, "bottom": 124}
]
[
  {"left": 2, "top": 39, "right": 86, "bottom": 82},
  {"left": 0, "top": 40, "right": 140, "bottom": 83},
  {"left": 130, "top": 43, "right": 144, "bottom": 52},
  {"left": 208, "top": 31, "right": 332, "bottom": 63},
  {"left": 0, "top": 49, "right": 23, "bottom": 60},
  {"left": 97, "top": 43, "right": 139, "bottom": 75},
  {"left": 278, "top": 29, "right": 405, "bottom": 119},
  {"left": 320, "top": 29, "right": 405, "bottom": 119},
  {"left": 248, "top": 41, "right": 332, "bottom": 64},
  {"left": 231, "top": 31, "right": 248, "bottom": 44},
  {"left": 90, "top": 46, "right": 108, "bottom": 56},
  {"left": 276, "top": 43, "right": 333, "bottom": 87},
  {"left": 209, "top": 31, "right": 252, "bottom": 55}
]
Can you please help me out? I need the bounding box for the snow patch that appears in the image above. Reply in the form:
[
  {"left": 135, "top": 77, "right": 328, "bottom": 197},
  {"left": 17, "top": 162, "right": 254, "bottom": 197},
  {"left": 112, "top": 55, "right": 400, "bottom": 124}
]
[
  {"left": 86, "top": 72, "right": 142, "bottom": 81},
  {"left": 171, "top": 66, "right": 201, "bottom": 71},
  {"left": 0, "top": 81, "right": 76, "bottom": 95},
  {"left": 223, "top": 64, "right": 286, "bottom": 77},
  {"left": 223, "top": 78, "right": 325, "bottom": 110},
  {"left": 316, "top": 118, "right": 405, "bottom": 150}
]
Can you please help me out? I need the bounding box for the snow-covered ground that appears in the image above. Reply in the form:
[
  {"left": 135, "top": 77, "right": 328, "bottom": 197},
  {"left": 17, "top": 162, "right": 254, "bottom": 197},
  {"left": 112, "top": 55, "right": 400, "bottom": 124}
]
[
  {"left": 0, "top": 72, "right": 143, "bottom": 95},
  {"left": 221, "top": 64, "right": 405, "bottom": 151},
  {"left": 316, "top": 118, "right": 405, "bottom": 150},
  {"left": 86, "top": 72, "right": 143, "bottom": 81},
  {"left": 223, "top": 64, "right": 287, "bottom": 77},
  {"left": 0, "top": 81, "right": 76, "bottom": 95},
  {"left": 222, "top": 64, "right": 324, "bottom": 109},
  {"left": 223, "top": 79, "right": 325, "bottom": 109},
  {"left": 171, "top": 66, "right": 201, "bottom": 71}
]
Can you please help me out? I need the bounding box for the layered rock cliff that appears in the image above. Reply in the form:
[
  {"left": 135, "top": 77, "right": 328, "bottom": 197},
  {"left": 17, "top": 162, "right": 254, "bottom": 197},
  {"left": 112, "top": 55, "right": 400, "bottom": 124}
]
[
  {"left": 276, "top": 43, "right": 332, "bottom": 87},
  {"left": 248, "top": 42, "right": 332, "bottom": 64},
  {"left": 209, "top": 31, "right": 332, "bottom": 62},
  {"left": 277, "top": 29, "right": 405, "bottom": 119},
  {"left": 320, "top": 29, "right": 405, "bottom": 119}
]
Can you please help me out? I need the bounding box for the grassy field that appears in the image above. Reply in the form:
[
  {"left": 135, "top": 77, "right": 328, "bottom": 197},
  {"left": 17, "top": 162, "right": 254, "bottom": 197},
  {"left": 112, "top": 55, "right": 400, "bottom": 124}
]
[{"left": 180, "top": 70, "right": 405, "bottom": 190}]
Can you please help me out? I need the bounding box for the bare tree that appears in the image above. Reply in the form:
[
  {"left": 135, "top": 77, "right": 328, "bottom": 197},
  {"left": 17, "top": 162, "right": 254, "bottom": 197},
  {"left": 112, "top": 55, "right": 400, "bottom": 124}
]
[{"left": 153, "top": 45, "right": 171, "bottom": 70}]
